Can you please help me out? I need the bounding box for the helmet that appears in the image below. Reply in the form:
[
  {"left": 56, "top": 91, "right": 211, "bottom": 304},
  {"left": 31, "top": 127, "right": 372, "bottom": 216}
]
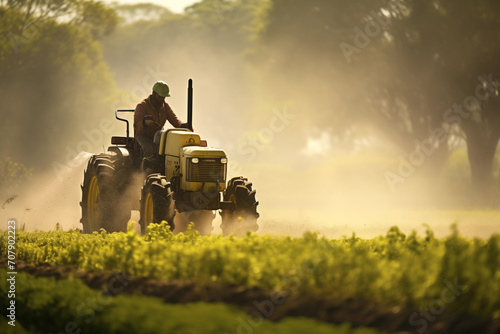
[{"left": 152, "top": 81, "right": 170, "bottom": 97}]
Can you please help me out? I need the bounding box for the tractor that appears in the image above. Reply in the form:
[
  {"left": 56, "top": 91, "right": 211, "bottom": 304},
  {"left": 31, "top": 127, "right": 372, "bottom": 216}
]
[{"left": 80, "top": 79, "right": 259, "bottom": 236}]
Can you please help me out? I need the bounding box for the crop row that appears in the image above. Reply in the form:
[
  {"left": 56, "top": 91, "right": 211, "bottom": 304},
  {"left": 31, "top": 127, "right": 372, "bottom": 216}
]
[
  {"left": 0, "top": 268, "right": 388, "bottom": 334},
  {"left": 1, "top": 223, "right": 499, "bottom": 319}
]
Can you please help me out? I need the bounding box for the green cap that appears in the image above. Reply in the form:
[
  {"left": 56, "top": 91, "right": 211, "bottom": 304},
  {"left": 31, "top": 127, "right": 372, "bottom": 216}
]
[{"left": 153, "top": 81, "right": 170, "bottom": 97}]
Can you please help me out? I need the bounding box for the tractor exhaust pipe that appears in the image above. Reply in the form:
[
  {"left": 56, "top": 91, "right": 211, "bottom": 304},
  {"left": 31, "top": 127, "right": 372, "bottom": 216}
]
[{"left": 187, "top": 78, "right": 193, "bottom": 131}]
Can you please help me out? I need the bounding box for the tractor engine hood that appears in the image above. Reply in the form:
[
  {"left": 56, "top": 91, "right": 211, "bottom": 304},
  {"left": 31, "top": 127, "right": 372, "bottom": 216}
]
[{"left": 182, "top": 146, "right": 227, "bottom": 158}]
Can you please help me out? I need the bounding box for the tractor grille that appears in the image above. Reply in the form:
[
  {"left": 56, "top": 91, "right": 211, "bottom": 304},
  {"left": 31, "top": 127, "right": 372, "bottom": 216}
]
[{"left": 187, "top": 158, "right": 226, "bottom": 182}]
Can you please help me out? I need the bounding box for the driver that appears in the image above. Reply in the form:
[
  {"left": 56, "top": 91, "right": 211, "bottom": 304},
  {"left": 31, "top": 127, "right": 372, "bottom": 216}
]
[{"left": 134, "top": 81, "right": 189, "bottom": 157}]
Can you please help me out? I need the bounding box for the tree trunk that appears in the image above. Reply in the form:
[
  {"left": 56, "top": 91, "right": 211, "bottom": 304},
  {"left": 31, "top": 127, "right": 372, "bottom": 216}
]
[{"left": 465, "top": 130, "right": 499, "bottom": 194}]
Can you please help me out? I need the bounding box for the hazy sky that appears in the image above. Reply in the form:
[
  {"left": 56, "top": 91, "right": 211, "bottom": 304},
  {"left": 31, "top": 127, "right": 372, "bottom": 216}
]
[{"left": 102, "top": 0, "right": 200, "bottom": 13}]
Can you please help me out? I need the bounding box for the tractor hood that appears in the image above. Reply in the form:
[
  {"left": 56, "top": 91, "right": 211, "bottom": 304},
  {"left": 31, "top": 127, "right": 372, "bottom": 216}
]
[{"left": 182, "top": 146, "right": 226, "bottom": 158}]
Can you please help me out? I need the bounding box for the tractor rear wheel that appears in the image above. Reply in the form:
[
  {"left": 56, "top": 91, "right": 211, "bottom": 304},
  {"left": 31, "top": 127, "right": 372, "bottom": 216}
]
[
  {"left": 80, "top": 154, "right": 131, "bottom": 233},
  {"left": 139, "top": 174, "right": 176, "bottom": 235},
  {"left": 220, "top": 176, "right": 259, "bottom": 237}
]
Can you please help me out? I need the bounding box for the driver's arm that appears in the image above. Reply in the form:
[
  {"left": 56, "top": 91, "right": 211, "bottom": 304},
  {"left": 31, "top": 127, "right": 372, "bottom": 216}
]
[
  {"left": 134, "top": 103, "right": 160, "bottom": 135},
  {"left": 143, "top": 115, "right": 159, "bottom": 128},
  {"left": 165, "top": 103, "right": 185, "bottom": 128}
]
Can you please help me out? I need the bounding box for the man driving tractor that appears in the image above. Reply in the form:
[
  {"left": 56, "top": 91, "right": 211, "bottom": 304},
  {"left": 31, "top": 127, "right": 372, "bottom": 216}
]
[
  {"left": 134, "top": 81, "right": 189, "bottom": 157},
  {"left": 81, "top": 78, "right": 259, "bottom": 236}
]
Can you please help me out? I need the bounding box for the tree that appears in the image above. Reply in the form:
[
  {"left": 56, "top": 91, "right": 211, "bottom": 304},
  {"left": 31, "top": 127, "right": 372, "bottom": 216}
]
[
  {"left": 436, "top": 0, "right": 500, "bottom": 192},
  {"left": 381, "top": 0, "right": 500, "bottom": 192},
  {"left": 258, "top": 0, "right": 500, "bottom": 195},
  {"left": 0, "top": 1, "right": 118, "bottom": 171},
  {"left": 73, "top": 1, "right": 119, "bottom": 39}
]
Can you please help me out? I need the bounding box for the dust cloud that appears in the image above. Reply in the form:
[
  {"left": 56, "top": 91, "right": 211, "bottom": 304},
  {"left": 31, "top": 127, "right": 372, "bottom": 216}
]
[{"left": 1, "top": 152, "right": 92, "bottom": 231}]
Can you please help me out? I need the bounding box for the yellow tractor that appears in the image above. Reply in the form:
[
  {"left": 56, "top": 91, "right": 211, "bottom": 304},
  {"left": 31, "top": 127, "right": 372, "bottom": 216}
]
[{"left": 80, "top": 80, "right": 259, "bottom": 236}]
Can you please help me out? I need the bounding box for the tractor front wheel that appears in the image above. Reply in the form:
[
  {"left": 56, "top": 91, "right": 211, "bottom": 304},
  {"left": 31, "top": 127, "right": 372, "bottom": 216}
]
[{"left": 220, "top": 176, "right": 259, "bottom": 237}]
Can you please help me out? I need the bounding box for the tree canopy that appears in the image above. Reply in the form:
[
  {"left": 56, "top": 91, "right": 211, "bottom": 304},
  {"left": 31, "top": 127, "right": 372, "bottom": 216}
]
[{"left": 0, "top": 0, "right": 118, "bottom": 170}]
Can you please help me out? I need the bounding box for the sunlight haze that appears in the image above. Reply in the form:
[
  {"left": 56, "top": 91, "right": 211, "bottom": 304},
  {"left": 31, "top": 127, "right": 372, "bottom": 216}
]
[{"left": 102, "top": 0, "right": 199, "bottom": 13}]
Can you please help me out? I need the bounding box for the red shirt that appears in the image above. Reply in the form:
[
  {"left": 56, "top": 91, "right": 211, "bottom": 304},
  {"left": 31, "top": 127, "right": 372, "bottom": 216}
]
[{"left": 134, "top": 95, "right": 183, "bottom": 137}]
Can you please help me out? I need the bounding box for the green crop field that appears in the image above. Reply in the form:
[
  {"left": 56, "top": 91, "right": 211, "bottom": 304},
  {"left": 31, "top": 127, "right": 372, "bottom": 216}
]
[
  {"left": 0, "top": 267, "right": 394, "bottom": 334},
  {"left": 1, "top": 223, "right": 499, "bottom": 331}
]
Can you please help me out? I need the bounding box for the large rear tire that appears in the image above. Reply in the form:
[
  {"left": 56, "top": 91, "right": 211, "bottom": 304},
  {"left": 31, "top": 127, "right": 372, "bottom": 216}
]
[
  {"left": 220, "top": 176, "right": 259, "bottom": 237},
  {"left": 139, "top": 174, "right": 176, "bottom": 235},
  {"left": 80, "top": 154, "right": 131, "bottom": 233}
]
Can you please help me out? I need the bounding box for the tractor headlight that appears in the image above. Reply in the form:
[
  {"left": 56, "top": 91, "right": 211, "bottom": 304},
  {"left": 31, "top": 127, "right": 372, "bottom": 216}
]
[
  {"left": 192, "top": 158, "right": 199, "bottom": 164},
  {"left": 221, "top": 158, "right": 227, "bottom": 164}
]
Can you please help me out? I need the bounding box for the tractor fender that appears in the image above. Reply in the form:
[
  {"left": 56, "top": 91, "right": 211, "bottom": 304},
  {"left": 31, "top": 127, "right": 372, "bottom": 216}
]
[
  {"left": 106, "top": 147, "right": 137, "bottom": 169},
  {"left": 108, "top": 146, "right": 131, "bottom": 159}
]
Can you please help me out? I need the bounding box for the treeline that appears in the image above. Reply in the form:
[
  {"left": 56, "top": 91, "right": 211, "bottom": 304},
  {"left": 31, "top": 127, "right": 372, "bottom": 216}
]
[{"left": 1, "top": 0, "right": 499, "bottom": 198}]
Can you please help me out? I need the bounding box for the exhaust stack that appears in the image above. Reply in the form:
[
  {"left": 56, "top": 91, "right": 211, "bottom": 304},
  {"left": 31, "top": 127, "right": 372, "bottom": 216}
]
[{"left": 187, "top": 79, "right": 193, "bottom": 131}]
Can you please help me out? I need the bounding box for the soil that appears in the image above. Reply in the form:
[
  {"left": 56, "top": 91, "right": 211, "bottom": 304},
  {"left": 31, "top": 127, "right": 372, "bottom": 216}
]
[{"left": 1, "top": 259, "right": 499, "bottom": 334}]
